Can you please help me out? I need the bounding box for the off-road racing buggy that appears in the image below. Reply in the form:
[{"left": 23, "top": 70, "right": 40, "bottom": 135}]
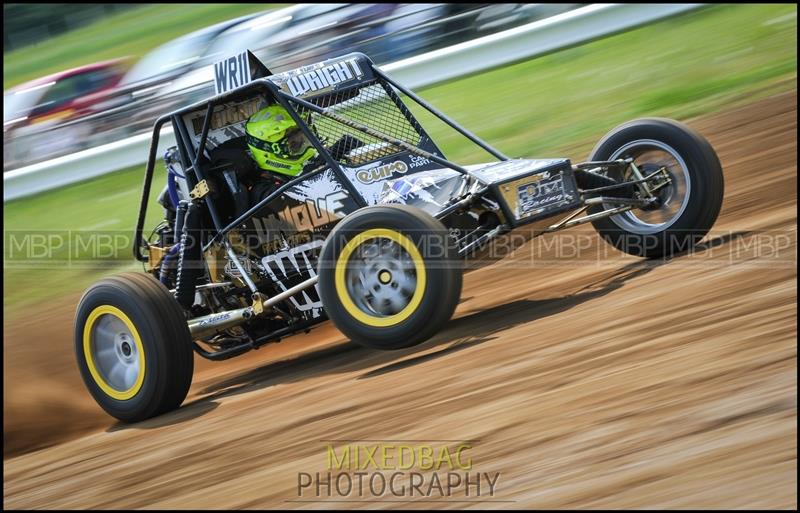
[{"left": 75, "top": 52, "right": 723, "bottom": 421}]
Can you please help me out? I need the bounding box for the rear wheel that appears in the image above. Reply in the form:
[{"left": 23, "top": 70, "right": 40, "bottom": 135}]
[
  {"left": 589, "top": 118, "right": 724, "bottom": 258},
  {"left": 74, "top": 272, "right": 194, "bottom": 422},
  {"left": 318, "top": 205, "right": 462, "bottom": 350}
]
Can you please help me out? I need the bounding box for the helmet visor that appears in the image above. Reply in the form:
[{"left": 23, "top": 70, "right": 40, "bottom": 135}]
[
  {"left": 247, "top": 127, "right": 312, "bottom": 159},
  {"left": 284, "top": 127, "right": 312, "bottom": 156}
]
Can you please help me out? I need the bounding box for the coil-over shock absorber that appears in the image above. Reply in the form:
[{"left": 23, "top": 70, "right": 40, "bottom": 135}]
[
  {"left": 159, "top": 200, "right": 187, "bottom": 286},
  {"left": 175, "top": 201, "right": 202, "bottom": 309}
]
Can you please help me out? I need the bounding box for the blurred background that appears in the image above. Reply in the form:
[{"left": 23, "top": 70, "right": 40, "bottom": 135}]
[
  {"left": 3, "top": 3, "right": 585, "bottom": 169},
  {"left": 3, "top": 4, "right": 797, "bottom": 508}
]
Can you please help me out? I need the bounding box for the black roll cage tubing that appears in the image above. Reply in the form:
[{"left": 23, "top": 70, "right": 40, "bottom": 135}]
[{"left": 135, "top": 61, "right": 510, "bottom": 262}]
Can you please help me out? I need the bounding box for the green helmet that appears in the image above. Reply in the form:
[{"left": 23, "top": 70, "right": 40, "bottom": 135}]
[{"left": 245, "top": 104, "right": 316, "bottom": 177}]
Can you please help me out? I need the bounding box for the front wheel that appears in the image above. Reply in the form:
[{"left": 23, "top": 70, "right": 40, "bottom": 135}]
[
  {"left": 588, "top": 118, "right": 724, "bottom": 258},
  {"left": 318, "top": 205, "right": 462, "bottom": 350},
  {"left": 74, "top": 272, "right": 194, "bottom": 422}
]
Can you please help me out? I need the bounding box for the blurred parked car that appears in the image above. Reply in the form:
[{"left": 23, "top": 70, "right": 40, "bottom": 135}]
[
  {"left": 267, "top": 4, "right": 586, "bottom": 68},
  {"left": 435, "top": 4, "right": 585, "bottom": 44},
  {"left": 152, "top": 4, "right": 446, "bottom": 114},
  {"left": 87, "top": 10, "right": 269, "bottom": 140},
  {"left": 112, "top": 12, "right": 266, "bottom": 103},
  {"left": 3, "top": 59, "right": 126, "bottom": 133},
  {"left": 127, "top": 5, "right": 320, "bottom": 132},
  {"left": 159, "top": 4, "right": 343, "bottom": 99},
  {"left": 155, "top": 3, "right": 585, "bottom": 112},
  {"left": 263, "top": 4, "right": 447, "bottom": 69},
  {"left": 3, "top": 59, "right": 127, "bottom": 168},
  {"left": 198, "top": 4, "right": 332, "bottom": 66},
  {"left": 3, "top": 4, "right": 587, "bottom": 170},
  {"left": 100, "top": 6, "right": 309, "bottom": 138}
]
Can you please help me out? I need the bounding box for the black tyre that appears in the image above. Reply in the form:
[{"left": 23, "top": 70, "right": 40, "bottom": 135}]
[
  {"left": 74, "top": 272, "right": 194, "bottom": 422},
  {"left": 318, "top": 204, "right": 462, "bottom": 350},
  {"left": 588, "top": 118, "right": 724, "bottom": 258}
]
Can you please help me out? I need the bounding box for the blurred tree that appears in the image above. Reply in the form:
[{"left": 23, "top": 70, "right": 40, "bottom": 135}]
[{"left": 3, "top": 4, "right": 140, "bottom": 51}]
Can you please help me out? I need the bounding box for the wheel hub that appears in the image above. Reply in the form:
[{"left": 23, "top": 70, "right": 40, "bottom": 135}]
[
  {"left": 606, "top": 140, "right": 691, "bottom": 234},
  {"left": 91, "top": 314, "right": 141, "bottom": 392},
  {"left": 346, "top": 237, "right": 417, "bottom": 317}
]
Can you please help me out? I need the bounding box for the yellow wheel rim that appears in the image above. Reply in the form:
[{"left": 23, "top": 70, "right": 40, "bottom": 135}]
[
  {"left": 334, "top": 228, "right": 427, "bottom": 328},
  {"left": 83, "top": 305, "right": 146, "bottom": 400}
]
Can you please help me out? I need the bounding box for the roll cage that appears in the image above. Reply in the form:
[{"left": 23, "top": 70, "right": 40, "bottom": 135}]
[{"left": 134, "top": 52, "right": 510, "bottom": 263}]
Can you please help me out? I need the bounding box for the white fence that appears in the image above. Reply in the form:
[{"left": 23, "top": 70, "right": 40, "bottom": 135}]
[{"left": 3, "top": 3, "right": 703, "bottom": 202}]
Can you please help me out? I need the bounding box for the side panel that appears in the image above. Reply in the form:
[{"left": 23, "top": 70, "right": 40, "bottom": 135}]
[
  {"left": 236, "top": 168, "right": 361, "bottom": 320},
  {"left": 473, "top": 159, "right": 582, "bottom": 227},
  {"left": 378, "top": 168, "right": 466, "bottom": 216},
  {"left": 340, "top": 150, "right": 444, "bottom": 205}
]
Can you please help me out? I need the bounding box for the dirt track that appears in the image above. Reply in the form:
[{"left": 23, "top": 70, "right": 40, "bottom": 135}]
[{"left": 3, "top": 91, "right": 797, "bottom": 509}]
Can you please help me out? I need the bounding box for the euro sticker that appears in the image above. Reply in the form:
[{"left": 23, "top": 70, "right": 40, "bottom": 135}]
[{"left": 356, "top": 160, "right": 408, "bottom": 184}]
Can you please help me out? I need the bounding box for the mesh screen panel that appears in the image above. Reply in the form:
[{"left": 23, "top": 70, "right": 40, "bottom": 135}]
[{"left": 289, "top": 81, "right": 426, "bottom": 167}]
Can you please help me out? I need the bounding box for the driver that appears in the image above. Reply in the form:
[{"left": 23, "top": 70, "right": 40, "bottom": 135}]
[
  {"left": 244, "top": 104, "right": 318, "bottom": 178},
  {"left": 245, "top": 103, "right": 366, "bottom": 183}
]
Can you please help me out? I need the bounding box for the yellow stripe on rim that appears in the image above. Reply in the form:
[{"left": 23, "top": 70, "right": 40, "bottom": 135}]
[
  {"left": 82, "top": 305, "right": 145, "bottom": 400},
  {"left": 334, "top": 228, "right": 427, "bottom": 327}
]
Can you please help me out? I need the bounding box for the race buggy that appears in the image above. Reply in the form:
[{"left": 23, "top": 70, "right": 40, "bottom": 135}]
[{"left": 75, "top": 52, "right": 724, "bottom": 421}]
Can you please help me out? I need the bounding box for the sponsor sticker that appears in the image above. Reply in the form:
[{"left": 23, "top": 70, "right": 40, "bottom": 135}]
[
  {"left": 408, "top": 154, "right": 432, "bottom": 169},
  {"left": 517, "top": 173, "right": 567, "bottom": 215},
  {"left": 356, "top": 160, "right": 408, "bottom": 184},
  {"left": 253, "top": 191, "right": 349, "bottom": 233},
  {"left": 189, "top": 97, "right": 262, "bottom": 135},
  {"left": 471, "top": 159, "right": 567, "bottom": 184},
  {"left": 273, "top": 56, "right": 366, "bottom": 98},
  {"left": 198, "top": 312, "right": 232, "bottom": 327}
]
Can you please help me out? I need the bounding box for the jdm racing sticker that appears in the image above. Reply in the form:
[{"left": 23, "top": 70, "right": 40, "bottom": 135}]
[{"left": 517, "top": 173, "right": 567, "bottom": 215}]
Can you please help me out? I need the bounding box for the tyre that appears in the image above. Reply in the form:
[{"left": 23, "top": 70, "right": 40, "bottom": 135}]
[
  {"left": 318, "top": 204, "right": 462, "bottom": 350},
  {"left": 74, "top": 272, "right": 194, "bottom": 422},
  {"left": 588, "top": 118, "right": 724, "bottom": 258}
]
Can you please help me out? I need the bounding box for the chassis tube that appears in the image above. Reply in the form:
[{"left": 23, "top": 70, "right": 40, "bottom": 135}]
[
  {"left": 134, "top": 116, "right": 169, "bottom": 261},
  {"left": 223, "top": 242, "right": 258, "bottom": 293},
  {"left": 373, "top": 67, "right": 510, "bottom": 162},
  {"left": 278, "top": 91, "right": 470, "bottom": 175},
  {"left": 188, "top": 275, "right": 319, "bottom": 338},
  {"left": 545, "top": 205, "right": 633, "bottom": 232}
]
